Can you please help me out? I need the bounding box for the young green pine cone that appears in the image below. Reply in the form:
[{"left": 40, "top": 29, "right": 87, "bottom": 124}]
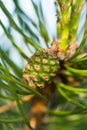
[{"left": 23, "top": 49, "right": 60, "bottom": 89}]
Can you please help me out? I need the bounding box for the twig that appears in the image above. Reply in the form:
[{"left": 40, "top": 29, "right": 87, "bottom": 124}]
[{"left": 0, "top": 95, "right": 34, "bottom": 113}]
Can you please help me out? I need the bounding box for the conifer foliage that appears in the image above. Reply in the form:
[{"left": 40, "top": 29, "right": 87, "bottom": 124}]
[{"left": 0, "top": 0, "right": 87, "bottom": 130}]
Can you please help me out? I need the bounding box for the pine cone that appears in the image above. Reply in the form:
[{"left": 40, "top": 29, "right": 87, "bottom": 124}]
[{"left": 23, "top": 49, "right": 60, "bottom": 89}]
